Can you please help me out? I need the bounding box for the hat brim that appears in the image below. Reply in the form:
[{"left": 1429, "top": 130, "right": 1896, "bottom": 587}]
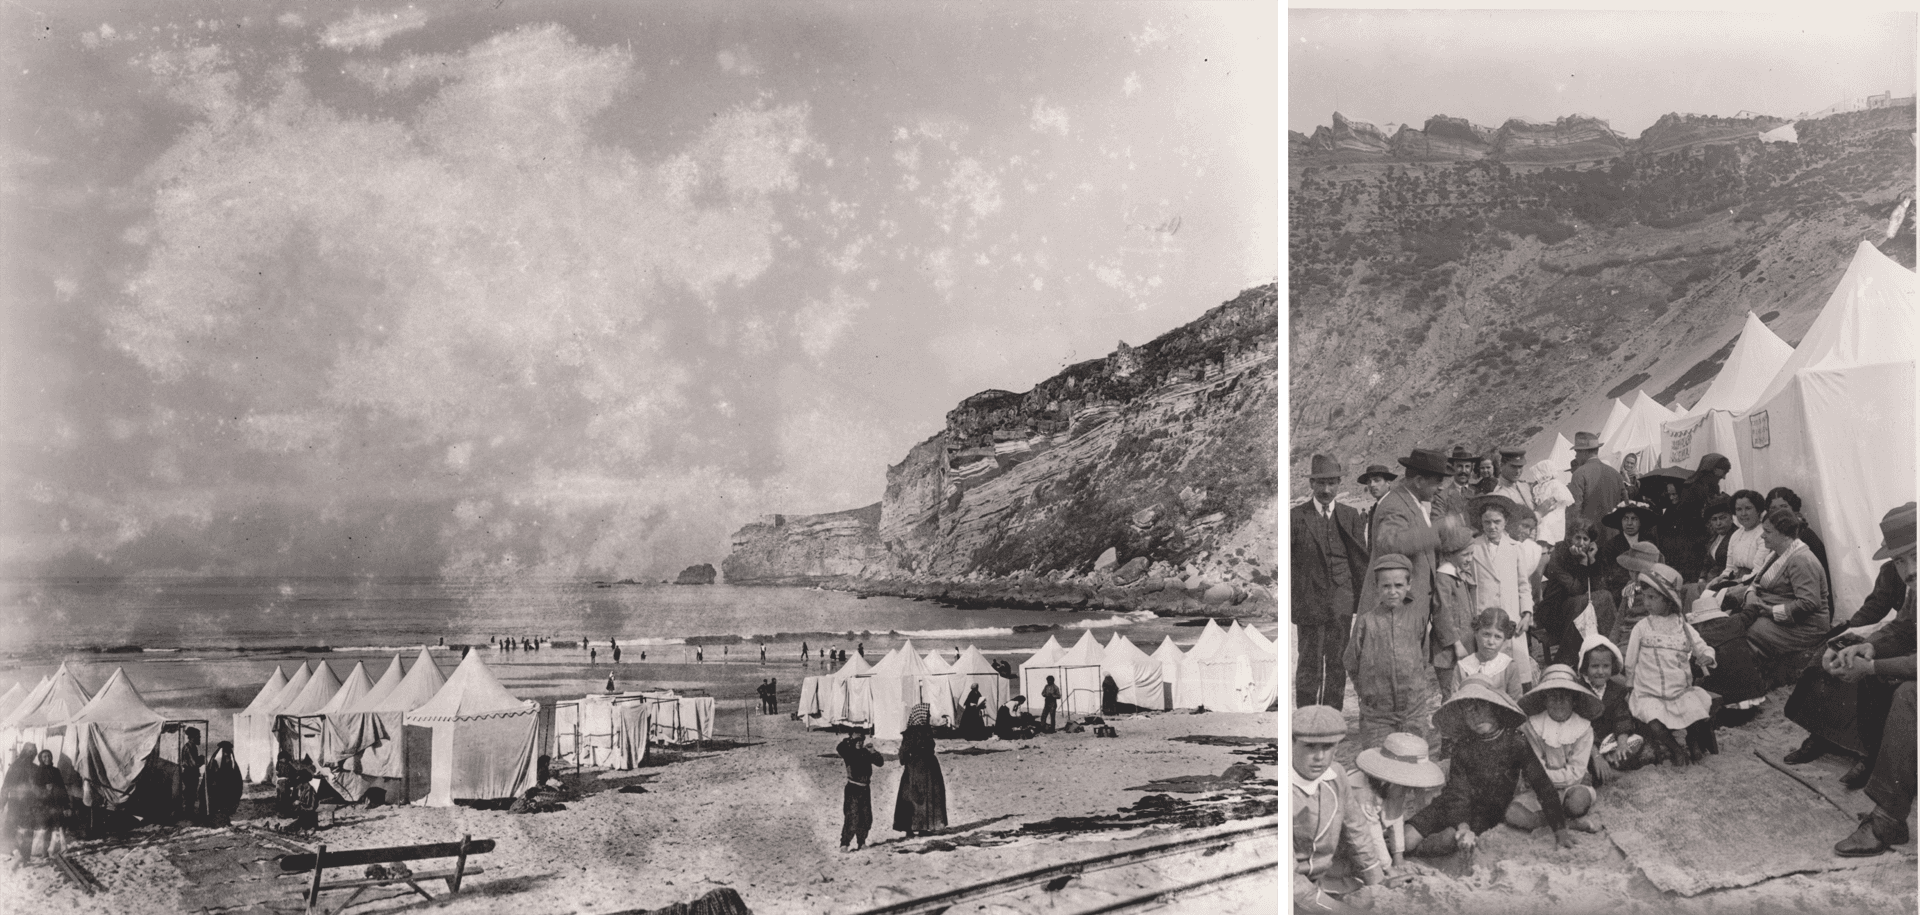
[
  {"left": 1617, "top": 551, "right": 1662, "bottom": 574},
  {"left": 1432, "top": 682, "right": 1526, "bottom": 740},
  {"left": 1398, "top": 455, "right": 1451, "bottom": 476},
  {"left": 1355, "top": 748, "right": 1446, "bottom": 789},
  {"left": 1603, "top": 507, "right": 1658, "bottom": 530},
  {"left": 1518, "top": 684, "right": 1604, "bottom": 721},
  {"left": 1873, "top": 537, "right": 1915, "bottom": 561},
  {"left": 1357, "top": 472, "right": 1398, "bottom": 484}
]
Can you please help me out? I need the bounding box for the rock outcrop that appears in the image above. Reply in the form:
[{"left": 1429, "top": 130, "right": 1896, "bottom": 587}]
[
  {"left": 721, "top": 503, "right": 886, "bottom": 583},
  {"left": 1293, "top": 110, "right": 1805, "bottom": 166},
  {"left": 723, "top": 286, "right": 1281, "bottom": 614},
  {"left": 673, "top": 563, "right": 717, "bottom": 585}
]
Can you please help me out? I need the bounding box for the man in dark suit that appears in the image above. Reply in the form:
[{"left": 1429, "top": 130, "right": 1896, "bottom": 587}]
[
  {"left": 1357, "top": 464, "right": 1398, "bottom": 544},
  {"left": 1292, "top": 455, "right": 1371, "bottom": 709},
  {"left": 1568, "top": 431, "right": 1626, "bottom": 545}
]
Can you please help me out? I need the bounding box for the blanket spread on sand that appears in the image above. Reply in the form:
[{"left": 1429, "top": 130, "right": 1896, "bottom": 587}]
[{"left": 1602, "top": 752, "right": 1894, "bottom": 895}]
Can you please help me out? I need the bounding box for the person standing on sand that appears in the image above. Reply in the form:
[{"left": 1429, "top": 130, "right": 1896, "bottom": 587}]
[
  {"left": 959, "top": 685, "right": 989, "bottom": 740},
  {"left": 894, "top": 704, "right": 948, "bottom": 838},
  {"left": 1041, "top": 677, "right": 1061, "bottom": 730},
  {"left": 697, "top": 646, "right": 704, "bottom": 664},
  {"left": 204, "top": 741, "right": 242, "bottom": 827},
  {"left": 769, "top": 678, "right": 780, "bottom": 714},
  {"left": 179, "top": 727, "right": 206, "bottom": 824},
  {"left": 760, "top": 644, "right": 767, "bottom": 665},
  {"left": 591, "top": 647, "right": 597, "bottom": 665},
  {"left": 858, "top": 642, "right": 865, "bottom": 659},
  {"left": 837, "top": 730, "right": 883, "bottom": 852},
  {"left": 4, "top": 744, "right": 37, "bottom": 865}
]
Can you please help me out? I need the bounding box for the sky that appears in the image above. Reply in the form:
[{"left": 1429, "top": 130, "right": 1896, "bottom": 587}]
[
  {"left": 0, "top": 1, "right": 1278, "bottom": 580},
  {"left": 1290, "top": 9, "right": 1917, "bottom": 138}
]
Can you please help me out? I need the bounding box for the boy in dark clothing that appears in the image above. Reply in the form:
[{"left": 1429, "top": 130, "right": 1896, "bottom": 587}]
[
  {"left": 837, "top": 731, "right": 884, "bottom": 851},
  {"left": 1404, "top": 682, "right": 1573, "bottom": 859}
]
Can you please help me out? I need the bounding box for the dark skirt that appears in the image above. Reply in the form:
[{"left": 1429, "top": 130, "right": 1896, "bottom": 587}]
[
  {"left": 893, "top": 728, "right": 948, "bottom": 834},
  {"left": 958, "top": 705, "right": 989, "bottom": 741},
  {"left": 1692, "top": 616, "right": 1768, "bottom": 706}
]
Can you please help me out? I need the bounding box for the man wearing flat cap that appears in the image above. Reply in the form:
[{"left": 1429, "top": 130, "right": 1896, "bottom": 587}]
[
  {"left": 1294, "top": 455, "right": 1372, "bottom": 709},
  {"left": 1292, "top": 705, "right": 1380, "bottom": 913},
  {"left": 1819, "top": 503, "right": 1918, "bottom": 857}
]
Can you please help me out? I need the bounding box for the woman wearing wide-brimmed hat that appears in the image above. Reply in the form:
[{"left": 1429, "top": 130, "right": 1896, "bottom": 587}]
[
  {"left": 1599, "top": 500, "right": 1660, "bottom": 579},
  {"left": 1513, "top": 665, "right": 1604, "bottom": 833},
  {"left": 1468, "top": 494, "right": 1536, "bottom": 686}
]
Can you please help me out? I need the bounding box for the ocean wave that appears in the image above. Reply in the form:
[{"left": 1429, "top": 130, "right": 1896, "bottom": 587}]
[
  {"left": 1061, "top": 611, "right": 1154, "bottom": 630},
  {"left": 142, "top": 648, "right": 181, "bottom": 653},
  {"left": 334, "top": 646, "right": 450, "bottom": 653},
  {"left": 889, "top": 626, "right": 1016, "bottom": 640}
]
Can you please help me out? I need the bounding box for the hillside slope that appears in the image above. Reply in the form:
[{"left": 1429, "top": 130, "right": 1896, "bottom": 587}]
[
  {"left": 725, "top": 286, "right": 1280, "bottom": 615},
  {"left": 1289, "top": 105, "right": 1916, "bottom": 491}
]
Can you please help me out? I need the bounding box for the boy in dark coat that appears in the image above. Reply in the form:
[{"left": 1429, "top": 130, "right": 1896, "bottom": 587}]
[{"left": 836, "top": 730, "right": 883, "bottom": 851}]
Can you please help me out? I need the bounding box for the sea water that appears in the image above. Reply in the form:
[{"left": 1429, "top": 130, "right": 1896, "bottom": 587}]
[{"left": 0, "top": 577, "right": 1144, "bottom": 656}]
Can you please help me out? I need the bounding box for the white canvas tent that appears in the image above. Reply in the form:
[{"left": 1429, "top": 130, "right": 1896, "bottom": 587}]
[
  {"left": 1601, "top": 391, "right": 1677, "bottom": 475},
  {"left": 554, "top": 692, "right": 651, "bottom": 770},
  {"left": 66, "top": 668, "right": 166, "bottom": 811},
  {"left": 280, "top": 661, "right": 372, "bottom": 769},
  {"left": 0, "top": 683, "right": 26, "bottom": 723},
  {"left": 274, "top": 661, "right": 341, "bottom": 765},
  {"left": 1100, "top": 634, "right": 1168, "bottom": 711},
  {"left": 922, "top": 650, "right": 965, "bottom": 723},
  {"left": 404, "top": 649, "right": 539, "bottom": 806},
  {"left": 800, "top": 652, "right": 874, "bottom": 729},
  {"left": 639, "top": 691, "right": 716, "bottom": 745},
  {"left": 2, "top": 664, "right": 94, "bottom": 768},
  {"left": 1048, "top": 631, "right": 1108, "bottom": 717},
  {"left": 327, "top": 648, "right": 446, "bottom": 792},
  {"left": 1660, "top": 312, "right": 1794, "bottom": 492},
  {"left": 1017, "top": 635, "right": 1066, "bottom": 710},
  {"left": 1149, "top": 636, "right": 1187, "bottom": 696},
  {"left": 866, "top": 640, "right": 955, "bottom": 740},
  {"left": 239, "top": 662, "right": 308, "bottom": 783},
  {"left": 1596, "top": 398, "right": 1632, "bottom": 450},
  {"left": 950, "top": 646, "right": 1010, "bottom": 716},
  {"left": 1176, "top": 622, "right": 1279, "bottom": 712},
  {"left": 1733, "top": 240, "right": 1916, "bottom": 616}
]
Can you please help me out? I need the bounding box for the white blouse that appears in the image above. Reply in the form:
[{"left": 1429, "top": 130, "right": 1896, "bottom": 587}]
[{"left": 1727, "top": 524, "right": 1773, "bottom": 580}]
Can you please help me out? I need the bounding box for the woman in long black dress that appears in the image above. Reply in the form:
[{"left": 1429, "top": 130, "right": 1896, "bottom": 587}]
[
  {"left": 957, "top": 686, "right": 989, "bottom": 741},
  {"left": 204, "top": 741, "right": 244, "bottom": 827},
  {"left": 4, "top": 744, "right": 37, "bottom": 865},
  {"left": 893, "top": 704, "right": 948, "bottom": 838}
]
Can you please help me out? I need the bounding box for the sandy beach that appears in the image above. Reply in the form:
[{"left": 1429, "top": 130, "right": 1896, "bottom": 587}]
[{"left": 0, "top": 618, "right": 1281, "bottom": 914}]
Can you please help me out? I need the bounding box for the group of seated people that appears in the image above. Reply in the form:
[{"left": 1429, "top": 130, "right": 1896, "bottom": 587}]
[{"left": 1297, "top": 497, "right": 1917, "bottom": 913}]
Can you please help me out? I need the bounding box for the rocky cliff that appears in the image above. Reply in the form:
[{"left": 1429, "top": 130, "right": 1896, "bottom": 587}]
[
  {"left": 1292, "top": 111, "right": 1787, "bottom": 166},
  {"left": 724, "top": 286, "right": 1281, "bottom": 615},
  {"left": 721, "top": 503, "right": 887, "bottom": 583}
]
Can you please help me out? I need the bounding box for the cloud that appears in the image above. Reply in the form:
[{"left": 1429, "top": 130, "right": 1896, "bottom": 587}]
[
  {"left": 1029, "top": 97, "right": 1070, "bottom": 136},
  {"left": 717, "top": 47, "right": 762, "bottom": 76},
  {"left": 105, "top": 25, "right": 826, "bottom": 578},
  {"left": 794, "top": 288, "right": 870, "bottom": 361},
  {"left": 322, "top": 7, "right": 430, "bottom": 50}
]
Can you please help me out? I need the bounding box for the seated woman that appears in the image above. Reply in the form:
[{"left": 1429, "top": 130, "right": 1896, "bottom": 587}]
[
  {"left": 1723, "top": 507, "right": 1831, "bottom": 685},
  {"left": 1542, "top": 523, "right": 1615, "bottom": 666},
  {"left": 1599, "top": 501, "right": 1661, "bottom": 585},
  {"left": 994, "top": 696, "right": 1038, "bottom": 740},
  {"left": 1715, "top": 490, "right": 1773, "bottom": 588},
  {"left": 1768, "top": 488, "right": 1832, "bottom": 607}
]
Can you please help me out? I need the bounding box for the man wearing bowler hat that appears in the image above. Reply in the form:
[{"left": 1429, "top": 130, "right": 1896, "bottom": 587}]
[
  {"left": 1357, "top": 464, "right": 1397, "bottom": 538},
  {"left": 1293, "top": 455, "right": 1372, "bottom": 708},
  {"left": 1292, "top": 705, "right": 1380, "bottom": 912},
  {"left": 1829, "top": 502, "right": 1917, "bottom": 857},
  {"left": 1356, "top": 449, "right": 1472, "bottom": 695},
  {"left": 1567, "top": 432, "right": 1626, "bottom": 544}
]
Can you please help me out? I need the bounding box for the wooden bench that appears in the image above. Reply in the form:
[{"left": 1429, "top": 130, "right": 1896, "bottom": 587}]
[{"left": 278, "top": 835, "right": 494, "bottom": 914}]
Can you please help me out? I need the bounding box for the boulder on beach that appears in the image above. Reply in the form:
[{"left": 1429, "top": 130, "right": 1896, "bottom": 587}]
[
  {"left": 1093, "top": 546, "right": 1119, "bottom": 571},
  {"left": 1114, "top": 556, "right": 1150, "bottom": 584},
  {"left": 1202, "top": 582, "right": 1240, "bottom": 605}
]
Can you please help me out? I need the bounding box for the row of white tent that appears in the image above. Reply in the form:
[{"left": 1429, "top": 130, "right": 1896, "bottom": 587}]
[
  {"left": 0, "top": 664, "right": 201, "bottom": 811},
  {"left": 232, "top": 650, "right": 718, "bottom": 807},
  {"left": 1535, "top": 240, "right": 1915, "bottom": 615},
  {"left": 797, "top": 620, "right": 1278, "bottom": 739}
]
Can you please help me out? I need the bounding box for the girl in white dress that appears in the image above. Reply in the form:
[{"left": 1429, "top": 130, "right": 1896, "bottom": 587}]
[{"left": 1623, "top": 564, "right": 1719, "bottom": 767}]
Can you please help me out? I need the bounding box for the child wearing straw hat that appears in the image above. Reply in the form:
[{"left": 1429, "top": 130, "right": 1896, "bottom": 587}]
[
  {"left": 1514, "top": 665, "right": 1603, "bottom": 833},
  {"left": 1623, "top": 562, "right": 1719, "bottom": 766},
  {"left": 1404, "top": 681, "right": 1575, "bottom": 860},
  {"left": 1350, "top": 732, "right": 1445, "bottom": 872}
]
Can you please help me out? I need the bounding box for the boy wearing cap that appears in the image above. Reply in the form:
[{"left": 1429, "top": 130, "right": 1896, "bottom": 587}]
[
  {"left": 1294, "top": 454, "right": 1372, "bottom": 709},
  {"left": 1292, "top": 705, "right": 1381, "bottom": 912},
  {"left": 1346, "top": 553, "right": 1444, "bottom": 752}
]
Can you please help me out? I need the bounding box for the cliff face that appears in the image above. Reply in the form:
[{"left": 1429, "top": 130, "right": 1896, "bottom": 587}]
[
  {"left": 726, "top": 286, "right": 1281, "bottom": 599},
  {"left": 1293, "top": 110, "right": 1800, "bottom": 165},
  {"left": 721, "top": 503, "right": 886, "bottom": 583}
]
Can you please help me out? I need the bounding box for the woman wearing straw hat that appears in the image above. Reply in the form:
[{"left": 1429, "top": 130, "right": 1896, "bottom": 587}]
[
  {"left": 1350, "top": 733, "right": 1444, "bottom": 872},
  {"left": 1403, "top": 681, "right": 1574, "bottom": 860},
  {"left": 1513, "top": 665, "right": 1603, "bottom": 833}
]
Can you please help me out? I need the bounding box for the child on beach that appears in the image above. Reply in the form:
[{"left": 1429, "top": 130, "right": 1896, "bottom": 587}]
[
  {"left": 1350, "top": 732, "right": 1445, "bottom": 873},
  {"left": 836, "top": 730, "right": 883, "bottom": 852},
  {"left": 1514, "top": 665, "right": 1602, "bottom": 833},
  {"left": 1430, "top": 521, "right": 1477, "bottom": 702},
  {"left": 1454, "top": 608, "right": 1524, "bottom": 702},
  {"left": 1467, "top": 497, "right": 1536, "bottom": 688},
  {"left": 1623, "top": 563, "right": 1719, "bottom": 766},
  {"left": 1403, "top": 681, "right": 1574, "bottom": 859},
  {"left": 1346, "top": 554, "right": 1443, "bottom": 750},
  {"left": 1576, "top": 633, "right": 1645, "bottom": 776}
]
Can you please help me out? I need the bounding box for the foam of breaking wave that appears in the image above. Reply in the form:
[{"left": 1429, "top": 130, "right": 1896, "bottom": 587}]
[{"left": 890, "top": 626, "right": 1017, "bottom": 640}]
